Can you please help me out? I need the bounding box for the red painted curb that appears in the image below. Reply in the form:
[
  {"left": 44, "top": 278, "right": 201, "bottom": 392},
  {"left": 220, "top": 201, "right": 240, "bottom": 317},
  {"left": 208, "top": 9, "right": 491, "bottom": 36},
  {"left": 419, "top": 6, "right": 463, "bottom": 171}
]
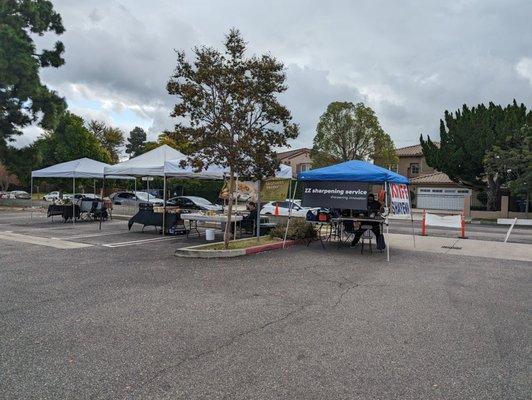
[{"left": 245, "top": 240, "right": 296, "bottom": 255}]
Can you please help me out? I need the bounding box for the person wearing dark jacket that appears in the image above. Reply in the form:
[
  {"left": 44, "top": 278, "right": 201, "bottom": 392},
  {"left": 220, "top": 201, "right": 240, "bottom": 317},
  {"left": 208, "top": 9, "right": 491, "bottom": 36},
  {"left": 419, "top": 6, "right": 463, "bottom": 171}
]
[{"left": 351, "top": 194, "right": 386, "bottom": 249}]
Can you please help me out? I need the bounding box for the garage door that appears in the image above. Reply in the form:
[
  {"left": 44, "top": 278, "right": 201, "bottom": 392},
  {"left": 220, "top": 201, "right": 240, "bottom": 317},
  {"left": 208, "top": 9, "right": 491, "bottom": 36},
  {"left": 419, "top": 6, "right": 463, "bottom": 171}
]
[{"left": 417, "top": 187, "right": 470, "bottom": 211}]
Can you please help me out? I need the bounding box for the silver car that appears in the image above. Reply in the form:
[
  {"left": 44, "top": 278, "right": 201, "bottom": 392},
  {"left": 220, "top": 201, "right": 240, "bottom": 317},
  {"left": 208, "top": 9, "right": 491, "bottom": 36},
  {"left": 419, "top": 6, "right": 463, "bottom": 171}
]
[{"left": 110, "top": 191, "right": 164, "bottom": 207}]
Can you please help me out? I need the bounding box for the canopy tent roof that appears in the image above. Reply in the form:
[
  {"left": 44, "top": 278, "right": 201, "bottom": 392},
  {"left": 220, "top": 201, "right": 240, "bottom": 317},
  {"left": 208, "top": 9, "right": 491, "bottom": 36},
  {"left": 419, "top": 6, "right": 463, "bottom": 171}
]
[
  {"left": 103, "top": 145, "right": 184, "bottom": 177},
  {"left": 31, "top": 158, "right": 131, "bottom": 179},
  {"left": 298, "top": 160, "right": 409, "bottom": 184},
  {"left": 163, "top": 159, "right": 293, "bottom": 180},
  {"left": 103, "top": 144, "right": 293, "bottom": 179}
]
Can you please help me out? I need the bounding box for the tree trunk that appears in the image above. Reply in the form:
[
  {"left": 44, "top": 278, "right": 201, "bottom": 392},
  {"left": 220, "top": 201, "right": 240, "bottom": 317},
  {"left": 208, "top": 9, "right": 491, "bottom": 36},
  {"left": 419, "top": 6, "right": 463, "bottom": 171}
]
[
  {"left": 223, "top": 169, "right": 235, "bottom": 249},
  {"left": 486, "top": 176, "right": 499, "bottom": 211}
]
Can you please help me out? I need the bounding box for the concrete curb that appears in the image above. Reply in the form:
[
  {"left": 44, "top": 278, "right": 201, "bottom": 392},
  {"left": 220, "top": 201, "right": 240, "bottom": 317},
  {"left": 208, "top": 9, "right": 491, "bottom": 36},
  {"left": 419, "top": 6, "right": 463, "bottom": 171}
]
[{"left": 175, "top": 238, "right": 297, "bottom": 258}]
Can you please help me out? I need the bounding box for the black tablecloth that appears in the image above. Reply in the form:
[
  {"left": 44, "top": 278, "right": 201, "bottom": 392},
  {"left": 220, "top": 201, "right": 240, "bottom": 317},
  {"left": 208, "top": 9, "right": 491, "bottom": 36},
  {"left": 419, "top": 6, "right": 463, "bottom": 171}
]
[
  {"left": 128, "top": 210, "right": 183, "bottom": 233},
  {"left": 47, "top": 204, "right": 80, "bottom": 221}
]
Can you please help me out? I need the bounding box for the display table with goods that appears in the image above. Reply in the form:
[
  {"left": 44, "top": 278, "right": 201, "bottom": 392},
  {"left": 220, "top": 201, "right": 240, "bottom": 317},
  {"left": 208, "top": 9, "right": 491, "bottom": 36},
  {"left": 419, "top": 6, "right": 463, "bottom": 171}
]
[
  {"left": 305, "top": 210, "right": 386, "bottom": 250},
  {"left": 331, "top": 216, "right": 386, "bottom": 251},
  {"left": 128, "top": 203, "right": 186, "bottom": 234},
  {"left": 181, "top": 212, "right": 243, "bottom": 238},
  {"left": 47, "top": 204, "right": 80, "bottom": 222}
]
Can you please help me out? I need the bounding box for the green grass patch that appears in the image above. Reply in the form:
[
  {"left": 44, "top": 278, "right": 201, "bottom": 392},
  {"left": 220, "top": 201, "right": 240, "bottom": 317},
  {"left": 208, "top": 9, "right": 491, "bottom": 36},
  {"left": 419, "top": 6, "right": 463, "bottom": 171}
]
[{"left": 201, "top": 236, "right": 279, "bottom": 250}]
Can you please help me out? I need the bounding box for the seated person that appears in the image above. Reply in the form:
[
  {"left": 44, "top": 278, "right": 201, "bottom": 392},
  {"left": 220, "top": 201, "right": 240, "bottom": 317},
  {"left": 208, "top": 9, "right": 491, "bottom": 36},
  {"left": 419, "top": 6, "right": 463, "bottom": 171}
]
[
  {"left": 351, "top": 194, "right": 386, "bottom": 249},
  {"left": 244, "top": 201, "right": 258, "bottom": 221},
  {"left": 235, "top": 201, "right": 257, "bottom": 233}
]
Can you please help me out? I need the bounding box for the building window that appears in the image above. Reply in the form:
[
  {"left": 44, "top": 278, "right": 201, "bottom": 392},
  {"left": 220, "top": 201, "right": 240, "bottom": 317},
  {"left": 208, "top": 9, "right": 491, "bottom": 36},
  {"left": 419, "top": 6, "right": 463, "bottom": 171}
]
[
  {"left": 410, "top": 163, "right": 420, "bottom": 175},
  {"left": 296, "top": 163, "right": 311, "bottom": 173}
]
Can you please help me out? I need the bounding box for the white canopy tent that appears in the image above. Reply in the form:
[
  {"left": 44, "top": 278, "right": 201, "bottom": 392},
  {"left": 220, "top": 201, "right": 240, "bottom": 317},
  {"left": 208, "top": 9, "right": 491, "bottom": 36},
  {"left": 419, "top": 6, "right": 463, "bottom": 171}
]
[
  {"left": 32, "top": 157, "right": 122, "bottom": 179},
  {"left": 163, "top": 158, "right": 293, "bottom": 179},
  {"left": 103, "top": 145, "right": 183, "bottom": 177},
  {"left": 31, "top": 157, "right": 133, "bottom": 224}
]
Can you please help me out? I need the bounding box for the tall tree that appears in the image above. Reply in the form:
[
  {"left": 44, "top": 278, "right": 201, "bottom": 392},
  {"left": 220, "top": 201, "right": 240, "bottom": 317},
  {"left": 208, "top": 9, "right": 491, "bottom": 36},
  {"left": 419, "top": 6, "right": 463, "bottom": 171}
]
[
  {"left": 166, "top": 29, "right": 299, "bottom": 247},
  {"left": 0, "top": 0, "right": 66, "bottom": 147},
  {"left": 421, "top": 101, "right": 531, "bottom": 210},
  {"left": 125, "top": 126, "right": 147, "bottom": 158},
  {"left": 311, "top": 102, "right": 397, "bottom": 168},
  {"left": 483, "top": 124, "right": 531, "bottom": 200},
  {"left": 35, "top": 112, "right": 112, "bottom": 167},
  {"left": 0, "top": 161, "right": 20, "bottom": 191},
  {"left": 87, "top": 120, "right": 125, "bottom": 163}
]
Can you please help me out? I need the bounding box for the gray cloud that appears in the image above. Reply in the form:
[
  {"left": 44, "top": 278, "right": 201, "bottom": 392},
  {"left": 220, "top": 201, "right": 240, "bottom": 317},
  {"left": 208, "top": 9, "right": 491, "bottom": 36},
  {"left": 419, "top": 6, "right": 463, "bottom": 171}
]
[{"left": 20, "top": 0, "right": 532, "bottom": 151}]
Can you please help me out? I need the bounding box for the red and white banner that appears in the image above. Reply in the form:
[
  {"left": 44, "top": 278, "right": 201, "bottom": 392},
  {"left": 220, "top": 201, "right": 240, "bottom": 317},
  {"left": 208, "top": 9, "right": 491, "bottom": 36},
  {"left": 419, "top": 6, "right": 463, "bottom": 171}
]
[{"left": 390, "top": 183, "right": 411, "bottom": 218}]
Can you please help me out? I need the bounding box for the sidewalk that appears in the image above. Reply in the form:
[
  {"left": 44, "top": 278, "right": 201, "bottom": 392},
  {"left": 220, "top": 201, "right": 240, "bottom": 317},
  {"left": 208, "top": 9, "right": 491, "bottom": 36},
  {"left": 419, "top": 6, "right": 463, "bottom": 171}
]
[{"left": 387, "top": 233, "right": 532, "bottom": 262}]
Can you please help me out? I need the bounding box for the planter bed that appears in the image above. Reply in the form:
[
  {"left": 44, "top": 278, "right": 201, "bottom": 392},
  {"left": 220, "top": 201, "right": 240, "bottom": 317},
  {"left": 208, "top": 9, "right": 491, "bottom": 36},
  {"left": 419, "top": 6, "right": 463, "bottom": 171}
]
[{"left": 175, "top": 236, "right": 297, "bottom": 258}]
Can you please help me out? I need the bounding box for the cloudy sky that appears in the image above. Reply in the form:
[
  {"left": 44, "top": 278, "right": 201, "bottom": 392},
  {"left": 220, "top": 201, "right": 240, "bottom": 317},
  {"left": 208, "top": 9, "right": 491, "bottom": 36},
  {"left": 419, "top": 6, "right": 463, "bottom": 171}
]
[{"left": 22, "top": 0, "right": 532, "bottom": 152}]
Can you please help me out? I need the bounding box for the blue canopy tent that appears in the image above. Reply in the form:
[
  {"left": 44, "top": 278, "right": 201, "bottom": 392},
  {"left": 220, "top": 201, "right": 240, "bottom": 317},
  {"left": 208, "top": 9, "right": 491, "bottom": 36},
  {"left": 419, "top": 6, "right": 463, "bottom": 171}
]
[
  {"left": 284, "top": 160, "right": 410, "bottom": 261},
  {"left": 297, "top": 160, "right": 409, "bottom": 184}
]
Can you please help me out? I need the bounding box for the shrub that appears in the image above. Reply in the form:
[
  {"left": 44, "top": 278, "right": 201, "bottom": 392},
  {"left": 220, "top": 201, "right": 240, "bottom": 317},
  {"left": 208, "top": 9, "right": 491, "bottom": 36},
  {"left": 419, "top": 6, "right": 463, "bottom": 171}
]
[{"left": 269, "top": 219, "right": 316, "bottom": 240}]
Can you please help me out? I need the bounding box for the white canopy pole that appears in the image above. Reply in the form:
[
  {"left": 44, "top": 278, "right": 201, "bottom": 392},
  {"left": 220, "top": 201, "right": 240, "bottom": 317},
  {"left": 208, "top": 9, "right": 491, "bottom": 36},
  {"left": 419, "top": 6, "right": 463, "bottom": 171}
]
[
  {"left": 234, "top": 175, "right": 239, "bottom": 238},
  {"left": 72, "top": 177, "right": 75, "bottom": 225},
  {"left": 283, "top": 180, "right": 298, "bottom": 248},
  {"left": 30, "top": 175, "right": 33, "bottom": 220},
  {"left": 99, "top": 175, "right": 105, "bottom": 230},
  {"left": 256, "top": 180, "right": 261, "bottom": 240},
  {"left": 163, "top": 174, "right": 167, "bottom": 236},
  {"left": 385, "top": 181, "right": 389, "bottom": 262}
]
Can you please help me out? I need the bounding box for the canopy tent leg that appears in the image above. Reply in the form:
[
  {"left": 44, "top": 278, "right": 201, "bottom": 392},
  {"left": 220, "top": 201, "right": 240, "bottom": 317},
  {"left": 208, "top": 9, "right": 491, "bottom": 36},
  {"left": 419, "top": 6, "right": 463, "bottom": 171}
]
[
  {"left": 30, "top": 176, "right": 33, "bottom": 220},
  {"left": 134, "top": 178, "right": 137, "bottom": 194},
  {"left": 234, "top": 176, "right": 239, "bottom": 238},
  {"left": 256, "top": 180, "right": 261, "bottom": 240},
  {"left": 283, "top": 180, "right": 298, "bottom": 248},
  {"left": 72, "top": 177, "right": 75, "bottom": 225},
  {"left": 385, "top": 181, "right": 389, "bottom": 262},
  {"left": 93, "top": 179, "right": 96, "bottom": 196},
  {"left": 162, "top": 174, "right": 166, "bottom": 236},
  {"left": 99, "top": 175, "right": 105, "bottom": 230}
]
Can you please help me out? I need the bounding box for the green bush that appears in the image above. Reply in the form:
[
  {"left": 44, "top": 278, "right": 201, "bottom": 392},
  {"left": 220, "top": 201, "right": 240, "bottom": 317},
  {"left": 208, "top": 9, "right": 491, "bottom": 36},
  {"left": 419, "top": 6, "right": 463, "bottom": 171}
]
[{"left": 269, "top": 219, "right": 316, "bottom": 240}]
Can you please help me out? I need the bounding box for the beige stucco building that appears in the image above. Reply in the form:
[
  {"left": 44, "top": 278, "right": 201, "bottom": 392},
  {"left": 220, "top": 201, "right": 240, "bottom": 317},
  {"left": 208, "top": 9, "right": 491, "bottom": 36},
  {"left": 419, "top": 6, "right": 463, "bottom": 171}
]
[{"left": 277, "top": 148, "right": 312, "bottom": 178}]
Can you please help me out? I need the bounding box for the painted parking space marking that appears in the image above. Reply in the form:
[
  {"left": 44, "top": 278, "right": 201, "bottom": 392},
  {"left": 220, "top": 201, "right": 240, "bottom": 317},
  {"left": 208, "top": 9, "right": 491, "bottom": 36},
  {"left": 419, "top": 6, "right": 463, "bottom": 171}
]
[
  {"left": 102, "top": 236, "right": 179, "bottom": 248},
  {"left": 51, "top": 231, "right": 129, "bottom": 240},
  {"left": 0, "top": 231, "right": 93, "bottom": 249}
]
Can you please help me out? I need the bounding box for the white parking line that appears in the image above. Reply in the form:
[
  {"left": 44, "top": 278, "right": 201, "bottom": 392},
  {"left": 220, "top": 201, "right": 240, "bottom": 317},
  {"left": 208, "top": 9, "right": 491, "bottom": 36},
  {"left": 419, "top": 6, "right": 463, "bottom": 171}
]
[
  {"left": 51, "top": 231, "right": 128, "bottom": 240},
  {"left": 102, "top": 236, "right": 179, "bottom": 248},
  {"left": 0, "top": 231, "right": 92, "bottom": 249}
]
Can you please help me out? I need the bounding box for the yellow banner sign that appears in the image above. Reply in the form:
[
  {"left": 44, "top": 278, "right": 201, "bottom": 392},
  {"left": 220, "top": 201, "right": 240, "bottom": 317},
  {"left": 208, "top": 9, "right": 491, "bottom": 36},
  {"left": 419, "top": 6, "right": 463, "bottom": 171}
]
[{"left": 260, "top": 179, "right": 290, "bottom": 202}]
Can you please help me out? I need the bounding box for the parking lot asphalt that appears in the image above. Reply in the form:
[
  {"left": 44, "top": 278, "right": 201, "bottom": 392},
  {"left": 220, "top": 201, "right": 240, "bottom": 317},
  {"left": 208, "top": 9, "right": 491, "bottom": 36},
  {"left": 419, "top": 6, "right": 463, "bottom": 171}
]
[{"left": 0, "top": 210, "right": 531, "bottom": 399}]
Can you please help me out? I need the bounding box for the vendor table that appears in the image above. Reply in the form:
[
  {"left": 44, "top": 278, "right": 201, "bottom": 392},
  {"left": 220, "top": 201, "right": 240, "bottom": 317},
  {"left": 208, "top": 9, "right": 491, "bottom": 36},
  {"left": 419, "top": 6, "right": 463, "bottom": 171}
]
[
  {"left": 306, "top": 217, "right": 386, "bottom": 248},
  {"left": 47, "top": 204, "right": 80, "bottom": 222},
  {"left": 128, "top": 209, "right": 184, "bottom": 233},
  {"left": 181, "top": 213, "right": 243, "bottom": 238},
  {"left": 332, "top": 217, "right": 386, "bottom": 248}
]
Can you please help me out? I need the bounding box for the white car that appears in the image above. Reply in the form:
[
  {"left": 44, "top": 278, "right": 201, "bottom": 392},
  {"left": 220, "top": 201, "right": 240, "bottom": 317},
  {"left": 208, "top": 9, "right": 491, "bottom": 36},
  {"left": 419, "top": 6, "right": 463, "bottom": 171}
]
[
  {"left": 260, "top": 201, "right": 318, "bottom": 217},
  {"left": 43, "top": 191, "right": 61, "bottom": 201},
  {"left": 8, "top": 190, "right": 31, "bottom": 199}
]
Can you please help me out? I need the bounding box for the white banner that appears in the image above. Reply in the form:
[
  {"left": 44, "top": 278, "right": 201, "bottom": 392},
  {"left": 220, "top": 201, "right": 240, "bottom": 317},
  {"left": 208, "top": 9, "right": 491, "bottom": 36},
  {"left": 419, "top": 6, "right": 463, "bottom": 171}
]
[
  {"left": 425, "top": 213, "right": 461, "bottom": 228},
  {"left": 390, "top": 183, "right": 411, "bottom": 218}
]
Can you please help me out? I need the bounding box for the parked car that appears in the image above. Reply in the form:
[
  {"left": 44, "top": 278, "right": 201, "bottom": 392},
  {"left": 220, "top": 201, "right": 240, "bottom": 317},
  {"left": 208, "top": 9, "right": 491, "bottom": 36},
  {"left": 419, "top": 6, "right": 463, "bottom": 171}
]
[
  {"left": 167, "top": 196, "right": 223, "bottom": 211},
  {"left": 260, "top": 201, "right": 318, "bottom": 217},
  {"left": 43, "top": 191, "right": 61, "bottom": 201},
  {"left": 0, "top": 191, "right": 8, "bottom": 199},
  {"left": 8, "top": 190, "right": 31, "bottom": 199},
  {"left": 72, "top": 194, "right": 101, "bottom": 201},
  {"left": 110, "top": 191, "right": 164, "bottom": 206}
]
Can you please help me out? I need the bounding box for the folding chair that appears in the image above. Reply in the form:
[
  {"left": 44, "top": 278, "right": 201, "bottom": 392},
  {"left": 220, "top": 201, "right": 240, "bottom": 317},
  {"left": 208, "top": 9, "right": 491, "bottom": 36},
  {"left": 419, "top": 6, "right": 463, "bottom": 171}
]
[
  {"left": 360, "top": 224, "right": 374, "bottom": 254},
  {"left": 340, "top": 220, "right": 357, "bottom": 247}
]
